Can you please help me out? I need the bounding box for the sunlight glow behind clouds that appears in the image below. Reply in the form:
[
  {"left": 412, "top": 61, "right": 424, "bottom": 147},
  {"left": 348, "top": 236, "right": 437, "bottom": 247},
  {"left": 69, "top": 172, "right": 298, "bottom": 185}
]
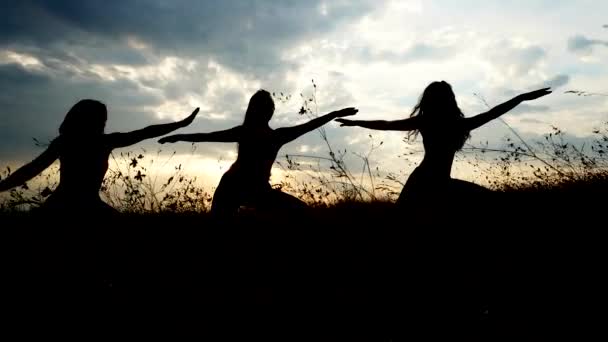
[
  {"left": 0, "top": 50, "right": 44, "bottom": 70},
  {"left": 0, "top": 0, "right": 607, "bottom": 191}
]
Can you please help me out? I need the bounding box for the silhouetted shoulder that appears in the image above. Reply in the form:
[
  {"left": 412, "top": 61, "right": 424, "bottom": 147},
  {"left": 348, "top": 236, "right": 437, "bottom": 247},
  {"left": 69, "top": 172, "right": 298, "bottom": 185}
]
[
  {"left": 101, "top": 132, "right": 127, "bottom": 149},
  {"left": 401, "top": 115, "right": 423, "bottom": 130},
  {"left": 48, "top": 136, "right": 63, "bottom": 149},
  {"left": 40, "top": 136, "right": 65, "bottom": 157},
  {"left": 209, "top": 125, "right": 246, "bottom": 142},
  {"left": 418, "top": 116, "right": 468, "bottom": 132},
  {"left": 104, "top": 130, "right": 154, "bottom": 149}
]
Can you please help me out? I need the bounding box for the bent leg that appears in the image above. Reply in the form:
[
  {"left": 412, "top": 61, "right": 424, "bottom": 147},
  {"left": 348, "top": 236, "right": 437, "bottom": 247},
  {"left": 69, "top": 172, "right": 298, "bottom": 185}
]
[
  {"left": 259, "top": 189, "right": 308, "bottom": 212},
  {"left": 396, "top": 167, "right": 436, "bottom": 208},
  {"left": 448, "top": 178, "right": 494, "bottom": 219},
  {"left": 449, "top": 179, "right": 491, "bottom": 195},
  {"left": 271, "top": 190, "right": 308, "bottom": 211},
  {"left": 96, "top": 199, "right": 119, "bottom": 217},
  {"left": 210, "top": 177, "right": 242, "bottom": 218}
]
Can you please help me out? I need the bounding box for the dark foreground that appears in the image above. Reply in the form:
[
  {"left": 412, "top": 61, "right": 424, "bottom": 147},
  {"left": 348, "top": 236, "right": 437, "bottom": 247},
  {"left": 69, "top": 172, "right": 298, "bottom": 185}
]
[{"left": 1, "top": 191, "right": 605, "bottom": 335}]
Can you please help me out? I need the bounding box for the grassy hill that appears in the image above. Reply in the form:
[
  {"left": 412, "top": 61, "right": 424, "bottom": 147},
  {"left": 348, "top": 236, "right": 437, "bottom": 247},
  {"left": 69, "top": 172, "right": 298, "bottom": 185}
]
[{"left": 2, "top": 173, "right": 607, "bottom": 327}]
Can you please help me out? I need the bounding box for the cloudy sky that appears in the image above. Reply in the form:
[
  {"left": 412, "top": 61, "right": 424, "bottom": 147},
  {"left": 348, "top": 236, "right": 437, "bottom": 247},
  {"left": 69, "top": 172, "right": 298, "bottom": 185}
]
[{"left": 1, "top": 0, "right": 607, "bottom": 191}]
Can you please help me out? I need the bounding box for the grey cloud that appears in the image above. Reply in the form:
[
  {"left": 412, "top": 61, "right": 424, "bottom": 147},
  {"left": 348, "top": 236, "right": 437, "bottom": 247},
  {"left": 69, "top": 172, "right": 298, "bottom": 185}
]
[
  {"left": 386, "top": 43, "right": 455, "bottom": 63},
  {"left": 484, "top": 40, "right": 547, "bottom": 76},
  {"left": 0, "top": 63, "right": 165, "bottom": 160},
  {"left": 0, "top": 1, "right": 376, "bottom": 162},
  {"left": 509, "top": 104, "right": 551, "bottom": 116},
  {"left": 568, "top": 35, "right": 608, "bottom": 53},
  {"left": 538, "top": 74, "right": 570, "bottom": 89},
  {"left": 497, "top": 74, "right": 569, "bottom": 98},
  {"left": 519, "top": 118, "right": 545, "bottom": 124},
  {"left": 0, "top": 63, "right": 50, "bottom": 86},
  {"left": 195, "top": 88, "right": 251, "bottom": 123},
  {"left": 524, "top": 74, "right": 570, "bottom": 92},
  {"left": 154, "top": 63, "right": 216, "bottom": 102},
  {"left": 353, "top": 43, "right": 455, "bottom": 64},
  {"left": 2, "top": 0, "right": 375, "bottom": 74}
]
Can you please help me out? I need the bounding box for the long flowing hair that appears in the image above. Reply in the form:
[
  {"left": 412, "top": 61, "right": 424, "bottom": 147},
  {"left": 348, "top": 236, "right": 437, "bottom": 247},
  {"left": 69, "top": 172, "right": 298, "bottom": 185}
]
[
  {"left": 59, "top": 99, "right": 107, "bottom": 137},
  {"left": 407, "top": 81, "right": 470, "bottom": 150},
  {"left": 242, "top": 90, "right": 275, "bottom": 128}
]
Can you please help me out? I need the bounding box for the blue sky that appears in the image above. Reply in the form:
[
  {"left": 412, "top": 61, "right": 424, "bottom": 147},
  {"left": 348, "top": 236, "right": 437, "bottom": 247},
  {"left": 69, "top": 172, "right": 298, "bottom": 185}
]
[{"left": 1, "top": 0, "right": 606, "bottom": 189}]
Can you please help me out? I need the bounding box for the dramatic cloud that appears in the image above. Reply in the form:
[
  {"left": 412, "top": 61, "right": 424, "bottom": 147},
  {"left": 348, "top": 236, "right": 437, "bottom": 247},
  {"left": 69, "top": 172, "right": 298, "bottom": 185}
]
[
  {"left": 483, "top": 40, "right": 547, "bottom": 77},
  {"left": 568, "top": 35, "right": 608, "bottom": 54},
  {"left": 1, "top": 0, "right": 607, "bottom": 188},
  {"left": 1, "top": 0, "right": 376, "bottom": 74},
  {"left": 536, "top": 74, "right": 570, "bottom": 89},
  {"left": 0, "top": 1, "right": 375, "bottom": 155}
]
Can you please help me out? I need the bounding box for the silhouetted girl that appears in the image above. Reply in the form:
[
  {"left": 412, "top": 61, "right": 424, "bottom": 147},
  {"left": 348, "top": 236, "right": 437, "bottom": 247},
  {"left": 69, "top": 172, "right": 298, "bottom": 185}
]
[
  {"left": 160, "top": 89, "right": 358, "bottom": 217},
  {"left": 0, "top": 99, "right": 199, "bottom": 215},
  {"left": 336, "top": 81, "right": 551, "bottom": 209}
]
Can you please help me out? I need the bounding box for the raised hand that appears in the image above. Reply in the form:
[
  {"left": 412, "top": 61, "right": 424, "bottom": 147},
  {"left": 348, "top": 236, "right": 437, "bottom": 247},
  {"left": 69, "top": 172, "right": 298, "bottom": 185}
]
[
  {"left": 519, "top": 88, "right": 552, "bottom": 101},
  {"left": 335, "top": 118, "right": 357, "bottom": 127},
  {"left": 180, "top": 108, "right": 200, "bottom": 127},
  {"left": 331, "top": 107, "right": 358, "bottom": 118}
]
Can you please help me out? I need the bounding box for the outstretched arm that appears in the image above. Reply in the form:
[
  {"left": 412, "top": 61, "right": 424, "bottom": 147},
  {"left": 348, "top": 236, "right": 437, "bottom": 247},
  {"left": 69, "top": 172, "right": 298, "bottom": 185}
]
[
  {"left": 335, "top": 116, "right": 421, "bottom": 131},
  {"left": 275, "top": 107, "right": 358, "bottom": 144},
  {"left": 0, "top": 140, "right": 60, "bottom": 192},
  {"left": 464, "top": 88, "right": 552, "bottom": 131},
  {"left": 159, "top": 126, "right": 243, "bottom": 144},
  {"left": 107, "top": 108, "right": 199, "bottom": 149}
]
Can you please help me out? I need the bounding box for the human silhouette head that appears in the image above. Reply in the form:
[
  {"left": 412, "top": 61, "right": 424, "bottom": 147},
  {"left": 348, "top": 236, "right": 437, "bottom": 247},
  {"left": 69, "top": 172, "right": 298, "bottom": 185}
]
[
  {"left": 412, "top": 81, "right": 464, "bottom": 121},
  {"left": 59, "top": 99, "right": 107, "bottom": 136},
  {"left": 408, "top": 81, "right": 470, "bottom": 148},
  {"left": 243, "top": 90, "right": 275, "bottom": 128}
]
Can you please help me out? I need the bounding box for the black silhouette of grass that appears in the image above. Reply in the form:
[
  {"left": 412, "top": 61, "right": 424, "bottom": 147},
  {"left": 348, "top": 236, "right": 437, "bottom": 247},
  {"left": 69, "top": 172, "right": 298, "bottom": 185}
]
[
  {"left": 3, "top": 87, "right": 607, "bottom": 323},
  {"left": 3, "top": 119, "right": 606, "bottom": 322}
]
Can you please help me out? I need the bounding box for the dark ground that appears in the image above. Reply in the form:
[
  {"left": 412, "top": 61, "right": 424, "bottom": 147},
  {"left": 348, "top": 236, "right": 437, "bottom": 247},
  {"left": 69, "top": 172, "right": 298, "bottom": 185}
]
[{"left": 1, "top": 190, "right": 605, "bottom": 335}]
